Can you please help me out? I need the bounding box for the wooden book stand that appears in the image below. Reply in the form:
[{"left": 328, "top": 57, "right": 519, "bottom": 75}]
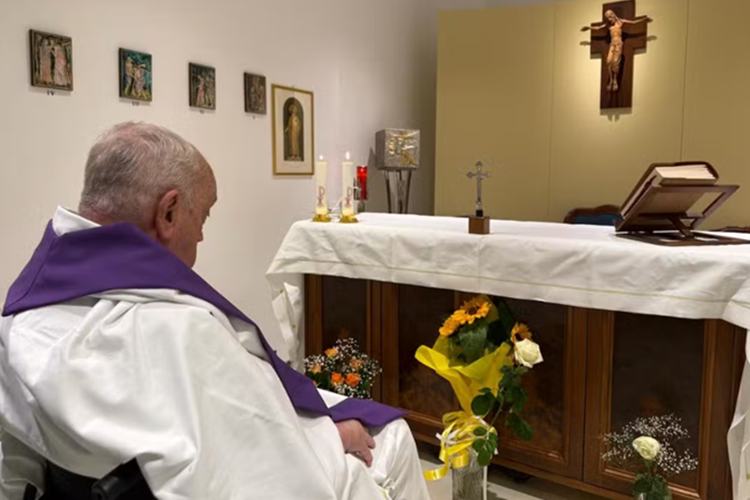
[{"left": 616, "top": 183, "right": 747, "bottom": 246}]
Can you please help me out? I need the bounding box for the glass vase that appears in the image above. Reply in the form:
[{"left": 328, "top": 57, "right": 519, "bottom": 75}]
[{"left": 451, "top": 452, "right": 487, "bottom": 500}]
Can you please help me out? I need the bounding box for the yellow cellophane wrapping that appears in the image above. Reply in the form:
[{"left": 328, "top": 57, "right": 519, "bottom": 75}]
[
  {"left": 415, "top": 337, "right": 513, "bottom": 480},
  {"left": 415, "top": 337, "right": 512, "bottom": 414}
]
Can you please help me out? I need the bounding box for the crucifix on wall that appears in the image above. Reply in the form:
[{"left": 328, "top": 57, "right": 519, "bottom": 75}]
[{"left": 582, "top": 0, "right": 651, "bottom": 109}]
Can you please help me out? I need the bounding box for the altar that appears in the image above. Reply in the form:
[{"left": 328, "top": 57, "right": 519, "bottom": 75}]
[{"left": 266, "top": 213, "right": 750, "bottom": 499}]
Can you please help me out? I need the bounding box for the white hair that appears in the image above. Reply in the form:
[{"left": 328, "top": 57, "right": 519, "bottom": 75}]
[{"left": 79, "top": 122, "right": 209, "bottom": 225}]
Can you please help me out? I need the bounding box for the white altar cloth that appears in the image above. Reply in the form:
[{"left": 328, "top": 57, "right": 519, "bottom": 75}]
[{"left": 265, "top": 212, "right": 750, "bottom": 498}]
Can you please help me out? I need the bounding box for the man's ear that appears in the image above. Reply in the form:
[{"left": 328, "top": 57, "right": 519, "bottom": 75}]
[{"left": 154, "top": 189, "right": 180, "bottom": 244}]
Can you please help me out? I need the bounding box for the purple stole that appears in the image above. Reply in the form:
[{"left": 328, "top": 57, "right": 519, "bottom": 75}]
[{"left": 2, "top": 222, "right": 403, "bottom": 427}]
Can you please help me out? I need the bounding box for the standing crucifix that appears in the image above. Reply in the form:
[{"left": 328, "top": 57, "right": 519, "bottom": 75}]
[
  {"left": 466, "top": 161, "right": 489, "bottom": 217},
  {"left": 582, "top": 0, "right": 651, "bottom": 109},
  {"left": 466, "top": 161, "right": 491, "bottom": 234}
]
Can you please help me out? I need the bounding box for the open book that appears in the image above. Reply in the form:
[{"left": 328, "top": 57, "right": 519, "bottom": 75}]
[
  {"left": 615, "top": 161, "right": 744, "bottom": 245},
  {"left": 619, "top": 162, "right": 718, "bottom": 217}
]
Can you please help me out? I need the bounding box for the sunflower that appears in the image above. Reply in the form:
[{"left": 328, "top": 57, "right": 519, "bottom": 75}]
[
  {"left": 439, "top": 315, "right": 461, "bottom": 337},
  {"left": 510, "top": 323, "right": 532, "bottom": 343},
  {"left": 458, "top": 297, "right": 491, "bottom": 325}
]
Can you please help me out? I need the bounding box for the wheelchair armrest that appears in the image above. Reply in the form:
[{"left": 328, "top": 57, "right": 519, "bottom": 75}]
[{"left": 91, "top": 459, "right": 155, "bottom": 500}]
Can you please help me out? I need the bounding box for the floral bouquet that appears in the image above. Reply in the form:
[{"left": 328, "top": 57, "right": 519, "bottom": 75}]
[
  {"left": 415, "top": 295, "right": 543, "bottom": 478},
  {"left": 304, "top": 338, "right": 382, "bottom": 399},
  {"left": 602, "top": 414, "right": 698, "bottom": 499}
]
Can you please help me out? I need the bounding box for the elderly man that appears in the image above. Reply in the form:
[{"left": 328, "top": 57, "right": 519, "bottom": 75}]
[{"left": 0, "top": 122, "right": 429, "bottom": 499}]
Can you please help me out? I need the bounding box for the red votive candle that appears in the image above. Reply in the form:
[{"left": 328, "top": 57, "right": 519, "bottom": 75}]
[{"left": 356, "top": 165, "right": 368, "bottom": 200}]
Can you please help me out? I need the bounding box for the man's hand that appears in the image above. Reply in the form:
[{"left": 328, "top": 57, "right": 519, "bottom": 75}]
[{"left": 335, "top": 419, "right": 376, "bottom": 467}]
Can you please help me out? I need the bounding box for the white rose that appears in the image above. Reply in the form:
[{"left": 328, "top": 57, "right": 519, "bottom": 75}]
[
  {"left": 514, "top": 339, "right": 543, "bottom": 368},
  {"left": 632, "top": 436, "right": 661, "bottom": 461}
]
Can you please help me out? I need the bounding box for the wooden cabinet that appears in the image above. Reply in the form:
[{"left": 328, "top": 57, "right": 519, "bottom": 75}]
[{"left": 305, "top": 275, "right": 744, "bottom": 499}]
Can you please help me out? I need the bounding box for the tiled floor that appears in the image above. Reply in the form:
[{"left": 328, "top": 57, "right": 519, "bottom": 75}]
[{"left": 419, "top": 452, "right": 604, "bottom": 500}]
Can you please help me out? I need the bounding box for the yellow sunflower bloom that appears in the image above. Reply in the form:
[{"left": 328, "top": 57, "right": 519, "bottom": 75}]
[
  {"left": 458, "top": 297, "right": 492, "bottom": 325},
  {"left": 510, "top": 323, "right": 532, "bottom": 343},
  {"left": 439, "top": 316, "right": 461, "bottom": 337}
]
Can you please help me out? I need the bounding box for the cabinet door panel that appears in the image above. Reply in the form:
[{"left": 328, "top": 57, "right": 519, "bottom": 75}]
[
  {"left": 305, "top": 275, "right": 381, "bottom": 400},
  {"left": 382, "top": 284, "right": 458, "bottom": 442},
  {"left": 494, "top": 298, "right": 587, "bottom": 479},
  {"left": 584, "top": 311, "right": 741, "bottom": 499},
  {"left": 384, "top": 288, "right": 587, "bottom": 479}
]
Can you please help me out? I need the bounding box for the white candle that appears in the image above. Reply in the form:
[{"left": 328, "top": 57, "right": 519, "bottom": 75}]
[
  {"left": 315, "top": 155, "right": 328, "bottom": 215},
  {"left": 341, "top": 151, "right": 355, "bottom": 216}
]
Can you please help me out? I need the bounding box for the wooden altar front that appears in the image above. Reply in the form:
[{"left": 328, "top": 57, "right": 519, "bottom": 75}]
[{"left": 304, "top": 275, "right": 744, "bottom": 500}]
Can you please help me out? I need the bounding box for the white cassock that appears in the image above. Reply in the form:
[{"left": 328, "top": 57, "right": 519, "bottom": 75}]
[{"left": 0, "top": 207, "right": 429, "bottom": 500}]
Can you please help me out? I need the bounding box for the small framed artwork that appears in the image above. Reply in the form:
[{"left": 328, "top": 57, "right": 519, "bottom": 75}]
[
  {"left": 189, "top": 63, "right": 215, "bottom": 110},
  {"left": 118, "top": 48, "right": 152, "bottom": 101},
  {"left": 272, "top": 84, "right": 314, "bottom": 175},
  {"left": 244, "top": 72, "right": 266, "bottom": 114},
  {"left": 29, "top": 29, "right": 73, "bottom": 91}
]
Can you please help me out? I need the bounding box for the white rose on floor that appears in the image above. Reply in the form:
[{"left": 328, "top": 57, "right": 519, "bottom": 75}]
[
  {"left": 514, "top": 339, "right": 543, "bottom": 368},
  {"left": 632, "top": 436, "right": 661, "bottom": 461}
]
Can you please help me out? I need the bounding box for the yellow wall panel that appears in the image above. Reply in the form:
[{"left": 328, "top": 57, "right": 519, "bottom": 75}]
[
  {"left": 435, "top": 6, "right": 555, "bottom": 220},
  {"left": 436, "top": 0, "right": 748, "bottom": 228},
  {"left": 681, "top": 0, "right": 750, "bottom": 229},
  {"left": 548, "top": 0, "right": 687, "bottom": 221}
]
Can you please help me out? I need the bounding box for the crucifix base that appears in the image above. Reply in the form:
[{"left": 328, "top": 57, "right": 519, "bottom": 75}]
[{"left": 469, "top": 215, "right": 490, "bottom": 235}]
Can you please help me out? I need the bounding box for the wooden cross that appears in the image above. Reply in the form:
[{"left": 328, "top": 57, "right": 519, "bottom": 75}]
[
  {"left": 583, "top": 0, "right": 651, "bottom": 109},
  {"left": 466, "top": 161, "right": 490, "bottom": 217}
]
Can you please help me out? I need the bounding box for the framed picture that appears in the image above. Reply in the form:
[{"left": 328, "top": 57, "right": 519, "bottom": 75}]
[
  {"left": 29, "top": 29, "right": 73, "bottom": 91},
  {"left": 118, "top": 48, "right": 152, "bottom": 101},
  {"left": 189, "top": 63, "right": 215, "bottom": 110},
  {"left": 272, "top": 84, "right": 314, "bottom": 175},
  {"left": 244, "top": 72, "right": 266, "bottom": 114}
]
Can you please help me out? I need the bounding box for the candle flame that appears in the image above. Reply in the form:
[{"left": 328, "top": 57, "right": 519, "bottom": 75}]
[
  {"left": 345, "top": 151, "right": 351, "bottom": 161},
  {"left": 318, "top": 155, "right": 324, "bottom": 161}
]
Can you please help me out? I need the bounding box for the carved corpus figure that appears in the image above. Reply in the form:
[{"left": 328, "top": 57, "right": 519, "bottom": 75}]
[
  {"left": 582, "top": 1, "right": 651, "bottom": 109},
  {"left": 583, "top": 9, "right": 650, "bottom": 92}
]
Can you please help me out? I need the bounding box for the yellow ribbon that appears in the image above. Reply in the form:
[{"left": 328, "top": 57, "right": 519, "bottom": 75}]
[{"left": 423, "top": 411, "right": 496, "bottom": 481}]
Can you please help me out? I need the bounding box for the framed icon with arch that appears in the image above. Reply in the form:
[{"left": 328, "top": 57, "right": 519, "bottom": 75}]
[{"left": 271, "top": 84, "right": 314, "bottom": 175}]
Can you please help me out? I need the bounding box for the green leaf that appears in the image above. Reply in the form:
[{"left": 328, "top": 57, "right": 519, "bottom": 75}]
[
  {"left": 633, "top": 475, "right": 651, "bottom": 494},
  {"left": 477, "top": 448, "right": 493, "bottom": 467},
  {"left": 471, "top": 439, "right": 484, "bottom": 454},
  {"left": 471, "top": 438, "right": 495, "bottom": 467},
  {"left": 507, "top": 413, "right": 533, "bottom": 441},
  {"left": 473, "top": 427, "right": 487, "bottom": 437},
  {"left": 511, "top": 386, "right": 528, "bottom": 413},
  {"left": 479, "top": 387, "right": 493, "bottom": 396},
  {"left": 457, "top": 324, "right": 488, "bottom": 363},
  {"left": 471, "top": 393, "right": 494, "bottom": 417},
  {"left": 652, "top": 476, "right": 670, "bottom": 496},
  {"left": 487, "top": 431, "right": 498, "bottom": 448}
]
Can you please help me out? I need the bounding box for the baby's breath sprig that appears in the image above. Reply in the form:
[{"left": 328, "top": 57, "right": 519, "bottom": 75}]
[{"left": 602, "top": 413, "right": 698, "bottom": 498}]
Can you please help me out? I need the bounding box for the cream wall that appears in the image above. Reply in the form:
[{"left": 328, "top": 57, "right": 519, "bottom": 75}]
[
  {"left": 436, "top": 0, "right": 750, "bottom": 228},
  {"left": 0, "top": 0, "right": 505, "bottom": 347}
]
